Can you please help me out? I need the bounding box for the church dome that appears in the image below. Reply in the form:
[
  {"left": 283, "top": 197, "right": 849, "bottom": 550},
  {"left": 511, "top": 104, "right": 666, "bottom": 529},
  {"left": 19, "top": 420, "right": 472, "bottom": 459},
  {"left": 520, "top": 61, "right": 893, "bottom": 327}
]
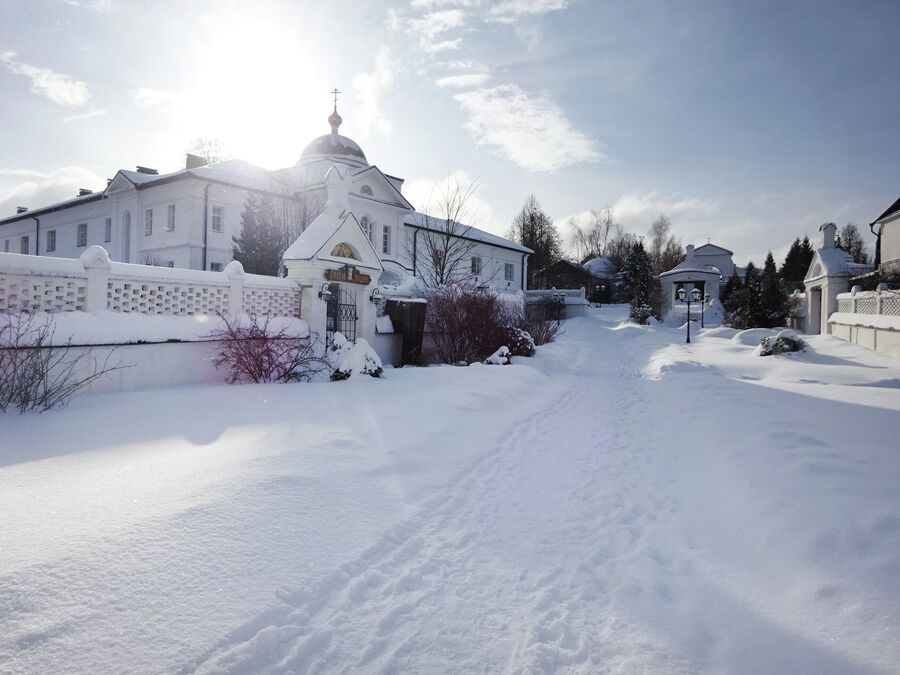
[
  {"left": 300, "top": 134, "right": 368, "bottom": 165},
  {"left": 299, "top": 98, "right": 368, "bottom": 167}
]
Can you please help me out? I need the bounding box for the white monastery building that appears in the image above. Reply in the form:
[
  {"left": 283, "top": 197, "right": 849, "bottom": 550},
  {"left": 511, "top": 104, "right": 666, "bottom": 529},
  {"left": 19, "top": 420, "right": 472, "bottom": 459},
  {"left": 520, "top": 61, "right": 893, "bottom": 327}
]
[{"left": 0, "top": 104, "right": 530, "bottom": 294}]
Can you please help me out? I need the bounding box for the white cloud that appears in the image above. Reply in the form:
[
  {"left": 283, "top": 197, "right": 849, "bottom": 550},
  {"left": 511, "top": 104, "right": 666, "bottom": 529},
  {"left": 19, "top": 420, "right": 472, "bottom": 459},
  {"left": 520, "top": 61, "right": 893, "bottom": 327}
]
[
  {"left": 404, "top": 9, "right": 467, "bottom": 52},
  {"left": 132, "top": 88, "right": 179, "bottom": 109},
  {"left": 0, "top": 51, "right": 90, "bottom": 107},
  {"left": 0, "top": 169, "right": 47, "bottom": 178},
  {"left": 435, "top": 73, "right": 490, "bottom": 88},
  {"left": 64, "top": 109, "right": 107, "bottom": 123},
  {"left": 610, "top": 191, "right": 718, "bottom": 231},
  {"left": 352, "top": 46, "right": 395, "bottom": 138},
  {"left": 404, "top": 169, "right": 496, "bottom": 231},
  {"left": 453, "top": 84, "right": 601, "bottom": 171},
  {"left": 425, "top": 38, "right": 463, "bottom": 54},
  {"left": 64, "top": 0, "right": 117, "bottom": 10},
  {"left": 488, "top": 0, "right": 570, "bottom": 23},
  {"left": 0, "top": 166, "right": 105, "bottom": 217}
]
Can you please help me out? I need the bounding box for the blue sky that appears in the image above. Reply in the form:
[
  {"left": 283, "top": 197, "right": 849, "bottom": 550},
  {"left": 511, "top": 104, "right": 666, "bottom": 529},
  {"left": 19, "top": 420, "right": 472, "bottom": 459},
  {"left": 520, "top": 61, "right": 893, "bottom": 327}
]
[{"left": 1, "top": 0, "right": 898, "bottom": 264}]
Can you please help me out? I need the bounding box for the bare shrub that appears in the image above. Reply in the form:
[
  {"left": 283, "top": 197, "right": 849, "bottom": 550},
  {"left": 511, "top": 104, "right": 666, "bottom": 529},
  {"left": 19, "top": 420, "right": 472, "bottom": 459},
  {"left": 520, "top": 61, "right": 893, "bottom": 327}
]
[
  {"left": 521, "top": 302, "right": 563, "bottom": 345},
  {"left": 208, "top": 313, "right": 329, "bottom": 383},
  {"left": 425, "top": 286, "right": 510, "bottom": 364},
  {"left": 0, "top": 312, "right": 125, "bottom": 413}
]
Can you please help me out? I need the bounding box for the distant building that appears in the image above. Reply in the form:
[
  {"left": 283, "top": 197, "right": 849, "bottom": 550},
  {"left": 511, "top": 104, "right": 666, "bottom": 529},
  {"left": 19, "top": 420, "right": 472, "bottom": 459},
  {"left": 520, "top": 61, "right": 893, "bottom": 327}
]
[
  {"left": 872, "top": 195, "right": 900, "bottom": 276},
  {"left": 531, "top": 256, "right": 616, "bottom": 301}
]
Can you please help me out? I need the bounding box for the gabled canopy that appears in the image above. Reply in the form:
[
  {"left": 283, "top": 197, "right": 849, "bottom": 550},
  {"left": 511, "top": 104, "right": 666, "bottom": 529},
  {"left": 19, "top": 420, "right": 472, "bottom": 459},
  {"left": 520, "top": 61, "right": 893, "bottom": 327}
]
[{"left": 282, "top": 210, "right": 382, "bottom": 272}]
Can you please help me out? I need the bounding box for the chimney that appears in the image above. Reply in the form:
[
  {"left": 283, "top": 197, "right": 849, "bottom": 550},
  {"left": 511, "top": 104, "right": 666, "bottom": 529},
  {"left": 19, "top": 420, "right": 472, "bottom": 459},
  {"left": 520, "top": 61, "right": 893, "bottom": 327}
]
[
  {"left": 16, "top": 206, "right": 28, "bottom": 214},
  {"left": 185, "top": 153, "right": 207, "bottom": 169},
  {"left": 135, "top": 166, "right": 159, "bottom": 175},
  {"left": 78, "top": 188, "right": 93, "bottom": 196},
  {"left": 819, "top": 222, "right": 837, "bottom": 248},
  {"left": 107, "top": 178, "right": 113, "bottom": 186}
]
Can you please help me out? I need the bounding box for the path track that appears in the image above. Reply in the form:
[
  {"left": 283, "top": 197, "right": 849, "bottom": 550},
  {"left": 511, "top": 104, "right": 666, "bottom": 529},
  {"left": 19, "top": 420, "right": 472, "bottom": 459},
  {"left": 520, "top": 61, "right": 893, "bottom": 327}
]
[{"left": 189, "top": 313, "right": 690, "bottom": 674}]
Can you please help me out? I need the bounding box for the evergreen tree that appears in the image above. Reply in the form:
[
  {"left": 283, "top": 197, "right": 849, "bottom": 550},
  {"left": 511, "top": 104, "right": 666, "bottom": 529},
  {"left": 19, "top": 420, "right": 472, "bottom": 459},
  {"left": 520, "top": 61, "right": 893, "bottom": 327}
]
[
  {"left": 779, "top": 238, "right": 802, "bottom": 289},
  {"left": 726, "top": 262, "right": 765, "bottom": 329},
  {"left": 507, "top": 195, "right": 562, "bottom": 283},
  {"left": 720, "top": 269, "right": 742, "bottom": 307},
  {"left": 621, "top": 241, "right": 657, "bottom": 323},
  {"left": 233, "top": 195, "right": 283, "bottom": 276},
  {"left": 760, "top": 251, "right": 789, "bottom": 328}
]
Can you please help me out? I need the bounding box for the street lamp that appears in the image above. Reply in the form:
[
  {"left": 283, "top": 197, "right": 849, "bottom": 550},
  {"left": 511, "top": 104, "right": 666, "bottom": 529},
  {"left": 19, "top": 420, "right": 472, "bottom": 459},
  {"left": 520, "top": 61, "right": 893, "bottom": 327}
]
[
  {"left": 677, "top": 286, "right": 702, "bottom": 343},
  {"left": 551, "top": 290, "right": 564, "bottom": 326},
  {"left": 318, "top": 282, "right": 333, "bottom": 302}
]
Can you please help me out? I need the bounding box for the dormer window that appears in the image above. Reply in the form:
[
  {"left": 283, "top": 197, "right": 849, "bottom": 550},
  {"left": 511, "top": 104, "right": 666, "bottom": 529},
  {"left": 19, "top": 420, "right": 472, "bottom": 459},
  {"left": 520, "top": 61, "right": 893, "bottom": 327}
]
[{"left": 360, "top": 185, "right": 374, "bottom": 196}]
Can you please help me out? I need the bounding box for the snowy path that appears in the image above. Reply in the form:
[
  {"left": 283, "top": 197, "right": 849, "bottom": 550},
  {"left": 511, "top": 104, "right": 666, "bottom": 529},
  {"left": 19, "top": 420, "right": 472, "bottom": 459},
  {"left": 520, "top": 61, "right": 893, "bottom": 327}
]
[{"left": 3, "top": 308, "right": 899, "bottom": 674}]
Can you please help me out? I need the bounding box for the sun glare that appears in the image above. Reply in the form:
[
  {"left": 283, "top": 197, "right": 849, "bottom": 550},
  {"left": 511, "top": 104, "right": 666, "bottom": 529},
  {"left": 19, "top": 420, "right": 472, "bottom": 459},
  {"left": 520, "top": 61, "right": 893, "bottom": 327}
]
[{"left": 178, "top": 15, "right": 327, "bottom": 168}]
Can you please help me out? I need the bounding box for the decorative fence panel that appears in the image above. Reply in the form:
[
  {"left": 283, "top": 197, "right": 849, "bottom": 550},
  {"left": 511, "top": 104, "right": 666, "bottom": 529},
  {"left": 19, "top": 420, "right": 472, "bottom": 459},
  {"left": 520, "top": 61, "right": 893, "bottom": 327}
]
[
  {"left": 0, "top": 246, "right": 301, "bottom": 318},
  {"left": 835, "top": 288, "right": 900, "bottom": 318}
]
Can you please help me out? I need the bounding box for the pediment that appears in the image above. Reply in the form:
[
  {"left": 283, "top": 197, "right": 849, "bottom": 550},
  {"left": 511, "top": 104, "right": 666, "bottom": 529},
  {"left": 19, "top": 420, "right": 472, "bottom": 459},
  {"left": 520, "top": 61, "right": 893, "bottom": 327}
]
[
  {"left": 319, "top": 212, "right": 383, "bottom": 271},
  {"left": 351, "top": 166, "right": 413, "bottom": 211}
]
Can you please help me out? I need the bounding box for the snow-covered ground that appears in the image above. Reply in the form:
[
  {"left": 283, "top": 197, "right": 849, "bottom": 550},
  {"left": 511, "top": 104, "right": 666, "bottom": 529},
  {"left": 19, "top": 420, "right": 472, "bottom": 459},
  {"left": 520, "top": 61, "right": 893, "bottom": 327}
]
[{"left": 2, "top": 306, "right": 899, "bottom": 674}]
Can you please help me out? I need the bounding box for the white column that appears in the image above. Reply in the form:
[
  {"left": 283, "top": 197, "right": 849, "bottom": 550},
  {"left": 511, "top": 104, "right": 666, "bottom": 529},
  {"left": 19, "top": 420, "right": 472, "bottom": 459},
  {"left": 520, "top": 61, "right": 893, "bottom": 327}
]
[{"left": 80, "top": 245, "right": 111, "bottom": 312}]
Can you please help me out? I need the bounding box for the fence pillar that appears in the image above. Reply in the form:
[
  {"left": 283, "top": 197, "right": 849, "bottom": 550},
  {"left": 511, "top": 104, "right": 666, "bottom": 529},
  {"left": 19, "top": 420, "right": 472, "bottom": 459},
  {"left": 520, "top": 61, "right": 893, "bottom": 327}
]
[
  {"left": 80, "top": 245, "right": 111, "bottom": 312},
  {"left": 224, "top": 260, "right": 245, "bottom": 317}
]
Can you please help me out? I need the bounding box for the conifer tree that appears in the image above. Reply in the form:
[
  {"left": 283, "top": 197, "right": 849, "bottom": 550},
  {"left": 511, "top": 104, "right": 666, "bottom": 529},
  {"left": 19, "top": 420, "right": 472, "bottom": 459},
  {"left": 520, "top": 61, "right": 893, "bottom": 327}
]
[
  {"left": 233, "top": 195, "right": 283, "bottom": 276},
  {"left": 621, "top": 240, "right": 657, "bottom": 323},
  {"left": 720, "top": 269, "right": 742, "bottom": 307},
  {"left": 761, "top": 251, "right": 789, "bottom": 327},
  {"left": 726, "top": 262, "right": 765, "bottom": 329}
]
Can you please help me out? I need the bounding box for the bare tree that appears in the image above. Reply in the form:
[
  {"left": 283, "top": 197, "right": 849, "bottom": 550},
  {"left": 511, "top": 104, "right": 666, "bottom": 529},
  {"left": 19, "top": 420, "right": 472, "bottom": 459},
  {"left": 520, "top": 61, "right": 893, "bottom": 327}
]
[
  {"left": 409, "top": 175, "right": 485, "bottom": 287},
  {"left": 185, "top": 136, "right": 229, "bottom": 165},
  {"left": 605, "top": 223, "right": 639, "bottom": 272},
  {"left": 647, "top": 213, "right": 682, "bottom": 274},
  {"left": 839, "top": 222, "right": 870, "bottom": 264},
  {"left": 570, "top": 206, "right": 616, "bottom": 261}
]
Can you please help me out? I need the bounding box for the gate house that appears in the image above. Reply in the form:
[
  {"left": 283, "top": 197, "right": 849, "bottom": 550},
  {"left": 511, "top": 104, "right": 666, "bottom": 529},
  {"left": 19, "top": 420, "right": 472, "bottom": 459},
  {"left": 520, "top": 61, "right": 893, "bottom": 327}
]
[{"left": 283, "top": 165, "right": 383, "bottom": 347}]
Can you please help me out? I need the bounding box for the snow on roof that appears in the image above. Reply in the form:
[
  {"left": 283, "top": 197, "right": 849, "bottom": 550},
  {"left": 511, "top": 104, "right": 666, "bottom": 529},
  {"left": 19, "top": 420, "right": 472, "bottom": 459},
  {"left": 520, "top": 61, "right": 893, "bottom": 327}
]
[
  {"left": 582, "top": 256, "right": 616, "bottom": 277},
  {"left": 873, "top": 196, "right": 900, "bottom": 224},
  {"left": 282, "top": 211, "right": 344, "bottom": 260},
  {"left": 807, "top": 246, "right": 856, "bottom": 279},
  {"left": 404, "top": 212, "right": 532, "bottom": 254},
  {"left": 693, "top": 243, "right": 734, "bottom": 256},
  {"left": 118, "top": 159, "right": 275, "bottom": 193},
  {"left": 659, "top": 245, "right": 721, "bottom": 278}
]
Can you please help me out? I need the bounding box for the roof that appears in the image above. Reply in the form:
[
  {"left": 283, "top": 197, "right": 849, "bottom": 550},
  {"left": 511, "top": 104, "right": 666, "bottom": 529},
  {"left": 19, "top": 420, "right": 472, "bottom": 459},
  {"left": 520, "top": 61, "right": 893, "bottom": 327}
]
[
  {"left": 0, "top": 191, "right": 104, "bottom": 225},
  {"left": 693, "top": 243, "right": 734, "bottom": 256},
  {"left": 659, "top": 245, "right": 720, "bottom": 279},
  {"left": 873, "top": 196, "right": 900, "bottom": 224},
  {"left": 404, "top": 212, "right": 532, "bottom": 254},
  {"left": 805, "top": 246, "right": 856, "bottom": 280},
  {"left": 534, "top": 259, "right": 593, "bottom": 276},
  {"left": 118, "top": 159, "right": 275, "bottom": 193},
  {"left": 300, "top": 134, "right": 368, "bottom": 166},
  {"left": 582, "top": 256, "right": 616, "bottom": 277}
]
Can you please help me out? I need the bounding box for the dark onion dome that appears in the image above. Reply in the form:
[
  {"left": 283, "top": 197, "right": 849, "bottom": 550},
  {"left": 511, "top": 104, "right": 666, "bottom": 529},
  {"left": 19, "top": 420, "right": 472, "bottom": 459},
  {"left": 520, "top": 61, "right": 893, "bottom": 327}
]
[
  {"left": 299, "top": 103, "right": 368, "bottom": 166},
  {"left": 299, "top": 134, "right": 368, "bottom": 165}
]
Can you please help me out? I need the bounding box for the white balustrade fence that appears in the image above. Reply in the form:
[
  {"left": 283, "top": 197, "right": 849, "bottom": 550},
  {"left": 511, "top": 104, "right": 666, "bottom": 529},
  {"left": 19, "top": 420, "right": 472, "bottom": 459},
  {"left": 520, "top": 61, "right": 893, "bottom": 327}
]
[
  {"left": 836, "top": 288, "right": 900, "bottom": 317},
  {"left": 0, "top": 246, "right": 300, "bottom": 317}
]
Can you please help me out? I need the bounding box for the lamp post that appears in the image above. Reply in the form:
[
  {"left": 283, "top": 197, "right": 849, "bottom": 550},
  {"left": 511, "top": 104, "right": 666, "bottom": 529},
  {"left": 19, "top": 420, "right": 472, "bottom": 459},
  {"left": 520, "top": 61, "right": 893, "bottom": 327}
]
[
  {"left": 551, "top": 290, "right": 563, "bottom": 326},
  {"left": 677, "top": 286, "right": 702, "bottom": 343}
]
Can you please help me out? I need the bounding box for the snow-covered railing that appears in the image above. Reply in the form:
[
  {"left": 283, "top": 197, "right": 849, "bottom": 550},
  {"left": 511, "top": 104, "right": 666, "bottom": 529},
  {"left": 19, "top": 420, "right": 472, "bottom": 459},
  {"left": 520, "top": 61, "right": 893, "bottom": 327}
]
[
  {"left": 526, "top": 287, "right": 588, "bottom": 305},
  {"left": 835, "top": 288, "right": 900, "bottom": 317},
  {"left": 0, "top": 247, "right": 300, "bottom": 317}
]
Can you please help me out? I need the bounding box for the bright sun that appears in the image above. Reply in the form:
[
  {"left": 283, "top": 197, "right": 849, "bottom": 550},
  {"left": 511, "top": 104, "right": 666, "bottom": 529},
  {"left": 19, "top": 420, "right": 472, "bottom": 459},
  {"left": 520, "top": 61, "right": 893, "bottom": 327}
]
[{"left": 177, "top": 14, "right": 328, "bottom": 168}]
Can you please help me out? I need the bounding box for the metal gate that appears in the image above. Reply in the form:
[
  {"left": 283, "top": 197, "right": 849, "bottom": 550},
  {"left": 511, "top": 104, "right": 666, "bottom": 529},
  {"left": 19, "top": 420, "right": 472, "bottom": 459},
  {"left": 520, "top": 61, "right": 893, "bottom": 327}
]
[{"left": 326, "top": 284, "right": 358, "bottom": 343}]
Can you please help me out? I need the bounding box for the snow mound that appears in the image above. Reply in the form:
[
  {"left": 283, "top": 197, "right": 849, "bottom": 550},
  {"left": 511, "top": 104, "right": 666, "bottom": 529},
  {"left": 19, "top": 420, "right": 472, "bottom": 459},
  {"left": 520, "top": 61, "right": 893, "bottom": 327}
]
[
  {"left": 702, "top": 298, "right": 725, "bottom": 327},
  {"left": 484, "top": 346, "right": 512, "bottom": 365},
  {"left": 332, "top": 337, "right": 383, "bottom": 380},
  {"left": 698, "top": 326, "right": 738, "bottom": 340},
  {"left": 731, "top": 328, "right": 777, "bottom": 346},
  {"left": 376, "top": 315, "right": 394, "bottom": 334}
]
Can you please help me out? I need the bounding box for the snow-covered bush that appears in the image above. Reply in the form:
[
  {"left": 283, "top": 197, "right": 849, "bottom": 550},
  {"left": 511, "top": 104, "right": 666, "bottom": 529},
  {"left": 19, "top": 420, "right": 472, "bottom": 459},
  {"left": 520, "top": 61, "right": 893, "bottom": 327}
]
[
  {"left": 758, "top": 330, "right": 805, "bottom": 357},
  {"left": 501, "top": 325, "right": 535, "bottom": 357},
  {"left": 331, "top": 337, "right": 383, "bottom": 380},
  {"left": 484, "top": 346, "right": 512, "bottom": 365},
  {"left": 630, "top": 303, "right": 654, "bottom": 325},
  {"left": 0, "top": 311, "right": 125, "bottom": 413},
  {"left": 209, "top": 313, "right": 328, "bottom": 383}
]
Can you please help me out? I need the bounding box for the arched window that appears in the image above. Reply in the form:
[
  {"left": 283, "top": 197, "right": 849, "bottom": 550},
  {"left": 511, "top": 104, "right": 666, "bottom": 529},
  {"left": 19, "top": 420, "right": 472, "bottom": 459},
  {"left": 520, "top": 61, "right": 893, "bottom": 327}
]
[
  {"left": 360, "top": 184, "right": 374, "bottom": 196},
  {"left": 360, "top": 216, "right": 374, "bottom": 243},
  {"left": 330, "top": 242, "right": 360, "bottom": 260}
]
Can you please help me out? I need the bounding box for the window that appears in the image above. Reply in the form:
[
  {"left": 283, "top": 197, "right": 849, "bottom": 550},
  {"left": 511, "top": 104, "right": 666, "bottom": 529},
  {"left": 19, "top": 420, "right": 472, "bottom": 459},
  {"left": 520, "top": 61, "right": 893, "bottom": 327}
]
[
  {"left": 165, "top": 260, "right": 175, "bottom": 268},
  {"left": 145, "top": 209, "right": 153, "bottom": 235},
  {"left": 77, "top": 223, "right": 87, "bottom": 247},
  {"left": 20, "top": 236, "right": 29, "bottom": 254},
  {"left": 504, "top": 262, "right": 515, "bottom": 281},
  {"left": 360, "top": 216, "right": 373, "bottom": 242},
  {"left": 360, "top": 184, "right": 374, "bottom": 196},
  {"left": 166, "top": 204, "right": 175, "bottom": 231},
  {"left": 382, "top": 225, "right": 391, "bottom": 255},
  {"left": 4, "top": 240, "right": 8, "bottom": 253},
  {"left": 46, "top": 229, "right": 56, "bottom": 252},
  {"left": 210, "top": 262, "right": 223, "bottom": 272},
  {"left": 471, "top": 256, "right": 482, "bottom": 275},
  {"left": 104, "top": 217, "right": 112, "bottom": 242},
  {"left": 211, "top": 206, "right": 224, "bottom": 232}
]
